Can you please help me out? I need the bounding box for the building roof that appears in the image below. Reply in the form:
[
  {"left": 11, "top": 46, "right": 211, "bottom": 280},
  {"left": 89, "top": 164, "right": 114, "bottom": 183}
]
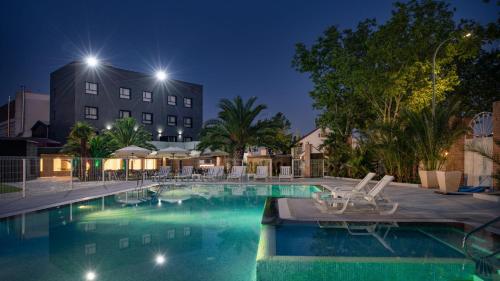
[
  {"left": 57, "top": 61, "right": 203, "bottom": 88},
  {"left": 297, "top": 127, "right": 326, "bottom": 142},
  {"left": 0, "top": 99, "right": 15, "bottom": 122}
]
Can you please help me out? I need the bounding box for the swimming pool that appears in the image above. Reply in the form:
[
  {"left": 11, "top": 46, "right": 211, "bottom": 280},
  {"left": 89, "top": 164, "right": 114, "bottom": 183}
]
[
  {"left": 1, "top": 184, "right": 497, "bottom": 281},
  {"left": 0, "top": 184, "right": 319, "bottom": 281}
]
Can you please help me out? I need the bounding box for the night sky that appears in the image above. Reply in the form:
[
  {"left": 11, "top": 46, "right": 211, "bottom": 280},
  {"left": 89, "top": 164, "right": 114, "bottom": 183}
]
[{"left": 0, "top": 0, "right": 496, "bottom": 134}]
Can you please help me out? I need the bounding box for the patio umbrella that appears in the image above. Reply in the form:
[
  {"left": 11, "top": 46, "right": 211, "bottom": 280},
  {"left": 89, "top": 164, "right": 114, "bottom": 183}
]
[
  {"left": 201, "top": 149, "right": 229, "bottom": 157},
  {"left": 157, "top": 146, "right": 191, "bottom": 172},
  {"left": 157, "top": 146, "right": 190, "bottom": 158},
  {"left": 113, "top": 145, "right": 151, "bottom": 158},
  {"left": 113, "top": 146, "right": 151, "bottom": 181}
]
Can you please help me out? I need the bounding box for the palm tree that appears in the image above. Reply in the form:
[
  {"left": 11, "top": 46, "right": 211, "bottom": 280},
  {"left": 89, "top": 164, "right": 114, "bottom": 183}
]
[
  {"left": 105, "top": 117, "right": 156, "bottom": 150},
  {"left": 405, "top": 99, "right": 467, "bottom": 171},
  {"left": 197, "top": 96, "right": 279, "bottom": 166},
  {"left": 62, "top": 122, "right": 95, "bottom": 157}
]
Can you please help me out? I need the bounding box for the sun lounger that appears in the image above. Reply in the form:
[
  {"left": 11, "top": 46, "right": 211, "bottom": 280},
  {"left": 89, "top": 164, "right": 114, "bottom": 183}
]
[
  {"left": 152, "top": 166, "right": 171, "bottom": 182},
  {"left": 313, "top": 172, "right": 376, "bottom": 201},
  {"left": 227, "top": 166, "right": 245, "bottom": 181},
  {"left": 254, "top": 166, "right": 269, "bottom": 181},
  {"left": 278, "top": 166, "right": 292, "bottom": 181},
  {"left": 175, "top": 166, "right": 193, "bottom": 181},
  {"left": 315, "top": 175, "right": 398, "bottom": 215}
]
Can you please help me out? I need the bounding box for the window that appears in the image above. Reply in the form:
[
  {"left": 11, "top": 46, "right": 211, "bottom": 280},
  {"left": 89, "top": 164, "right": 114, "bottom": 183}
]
[
  {"left": 168, "top": 95, "right": 177, "bottom": 105},
  {"left": 142, "top": 112, "right": 153, "bottom": 124},
  {"left": 120, "top": 87, "right": 131, "bottom": 99},
  {"left": 160, "top": 136, "right": 177, "bottom": 142},
  {"left": 85, "top": 82, "right": 98, "bottom": 95},
  {"left": 183, "top": 117, "right": 192, "bottom": 128},
  {"left": 183, "top": 136, "right": 192, "bottom": 142},
  {"left": 184, "top": 97, "right": 192, "bottom": 108},
  {"left": 143, "top": 91, "right": 152, "bottom": 102},
  {"left": 84, "top": 106, "right": 98, "bottom": 120},
  {"left": 119, "top": 110, "right": 131, "bottom": 119},
  {"left": 167, "top": 115, "right": 177, "bottom": 126}
]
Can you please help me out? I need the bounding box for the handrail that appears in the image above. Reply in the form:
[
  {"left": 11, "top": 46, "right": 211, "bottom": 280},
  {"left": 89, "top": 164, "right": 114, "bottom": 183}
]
[{"left": 462, "top": 216, "right": 500, "bottom": 259}]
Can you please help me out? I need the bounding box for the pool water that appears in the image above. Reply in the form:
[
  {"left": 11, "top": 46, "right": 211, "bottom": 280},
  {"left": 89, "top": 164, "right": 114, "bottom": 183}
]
[
  {"left": 276, "top": 222, "right": 467, "bottom": 258},
  {"left": 0, "top": 184, "right": 319, "bottom": 281}
]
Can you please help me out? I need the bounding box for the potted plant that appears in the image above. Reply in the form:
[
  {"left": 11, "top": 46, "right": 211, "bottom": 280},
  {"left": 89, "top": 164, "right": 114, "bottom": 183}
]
[{"left": 406, "top": 100, "right": 467, "bottom": 189}]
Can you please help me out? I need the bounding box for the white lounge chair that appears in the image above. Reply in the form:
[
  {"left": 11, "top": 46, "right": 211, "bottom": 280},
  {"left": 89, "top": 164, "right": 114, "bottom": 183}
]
[
  {"left": 153, "top": 166, "right": 171, "bottom": 182},
  {"left": 254, "top": 166, "right": 269, "bottom": 181},
  {"left": 175, "top": 166, "right": 193, "bottom": 181},
  {"left": 227, "top": 166, "right": 245, "bottom": 181},
  {"left": 202, "top": 167, "right": 217, "bottom": 181},
  {"left": 215, "top": 166, "right": 225, "bottom": 179},
  {"left": 278, "top": 166, "right": 292, "bottom": 181},
  {"left": 316, "top": 175, "right": 398, "bottom": 215},
  {"left": 313, "top": 172, "right": 376, "bottom": 201}
]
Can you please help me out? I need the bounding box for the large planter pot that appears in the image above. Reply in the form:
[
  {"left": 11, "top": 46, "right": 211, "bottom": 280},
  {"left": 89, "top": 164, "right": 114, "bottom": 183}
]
[
  {"left": 418, "top": 170, "right": 438, "bottom": 188},
  {"left": 436, "top": 171, "right": 462, "bottom": 193}
]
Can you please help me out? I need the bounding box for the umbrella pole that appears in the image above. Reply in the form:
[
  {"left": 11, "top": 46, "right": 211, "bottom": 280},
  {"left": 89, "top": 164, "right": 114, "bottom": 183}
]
[{"left": 125, "top": 158, "right": 129, "bottom": 181}]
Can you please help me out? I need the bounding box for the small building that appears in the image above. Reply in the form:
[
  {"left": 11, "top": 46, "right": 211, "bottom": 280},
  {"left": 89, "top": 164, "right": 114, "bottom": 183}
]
[{"left": 0, "top": 91, "right": 49, "bottom": 137}]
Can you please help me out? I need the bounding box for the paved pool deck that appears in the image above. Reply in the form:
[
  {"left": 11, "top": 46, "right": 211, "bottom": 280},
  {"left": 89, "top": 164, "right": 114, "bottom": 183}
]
[
  {"left": 0, "top": 177, "right": 498, "bottom": 229},
  {"left": 279, "top": 183, "right": 500, "bottom": 229}
]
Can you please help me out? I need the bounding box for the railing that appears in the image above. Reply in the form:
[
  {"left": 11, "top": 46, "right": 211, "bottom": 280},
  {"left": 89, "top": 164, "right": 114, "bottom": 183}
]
[
  {"left": 0, "top": 156, "right": 161, "bottom": 199},
  {"left": 462, "top": 216, "right": 500, "bottom": 277}
]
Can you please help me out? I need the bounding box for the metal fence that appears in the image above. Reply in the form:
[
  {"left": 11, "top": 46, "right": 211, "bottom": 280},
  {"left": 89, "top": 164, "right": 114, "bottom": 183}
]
[{"left": 0, "top": 156, "right": 158, "bottom": 199}]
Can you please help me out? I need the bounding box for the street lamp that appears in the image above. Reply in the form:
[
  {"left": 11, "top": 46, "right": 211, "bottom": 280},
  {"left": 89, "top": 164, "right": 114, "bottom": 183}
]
[
  {"left": 431, "top": 32, "right": 472, "bottom": 117},
  {"left": 155, "top": 70, "right": 168, "bottom": 81},
  {"left": 85, "top": 56, "right": 99, "bottom": 67}
]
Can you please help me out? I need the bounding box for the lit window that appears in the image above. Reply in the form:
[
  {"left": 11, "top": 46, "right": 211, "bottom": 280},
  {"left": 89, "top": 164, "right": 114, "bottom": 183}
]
[
  {"left": 143, "top": 91, "right": 152, "bottom": 102},
  {"left": 167, "top": 115, "right": 177, "bottom": 126},
  {"left": 84, "top": 106, "right": 98, "bottom": 120},
  {"left": 184, "top": 117, "right": 192, "bottom": 128},
  {"left": 184, "top": 97, "right": 192, "bottom": 108},
  {"left": 119, "top": 110, "right": 131, "bottom": 119},
  {"left": 142, "top": 112, "right": 153, "bottom": 124},
  {"left": 168, "top": 95, "right": 177, "bottom": 106},
  {"left": 85, "top": 82, "right": 98, "bottom": 95},
  {"left": 183, "top": 136, "right": 192, "bottom": 142},
  {"left": 120, "top": 87, "right": 131, "bottom": 99}
]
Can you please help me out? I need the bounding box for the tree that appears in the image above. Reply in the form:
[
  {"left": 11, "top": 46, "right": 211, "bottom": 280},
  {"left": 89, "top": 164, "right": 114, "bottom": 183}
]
[
  {"left": 292, "top": 0, "right": 492, "bottom": 181},
  {"left": 104, "top": 117, "right": 155, "bottom": 150},
  {"left": 258, "top": 112, "right": 297, "bottom": 154},
  {"left": 197, "top": 96, "right": 280, "bottom": 165},
  {"left": 62, "top": 122, "right": 95, "bottom": 157},
  {"left": 88, "top": 135, "right": 114, "bottom": 158}
]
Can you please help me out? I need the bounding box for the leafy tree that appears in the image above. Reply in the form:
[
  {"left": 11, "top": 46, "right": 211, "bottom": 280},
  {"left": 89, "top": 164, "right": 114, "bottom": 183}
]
[
  {"left": 104, "top": 117, "right": 155, "bottom": 150},
  {"left": 292, "top": 0, "right": 493, "bottom": 181},
  {"left": 197, "top": 96, "right": 281, "bottom": 165},
  {"left": 62, "top": 122, "right": 95, "bottom": 157},
  {"left": 453, "top": 49, "right": 500, "bottom": 113},
  {"left": 259, "top": 112, "right": 297, "bottom": 154}
]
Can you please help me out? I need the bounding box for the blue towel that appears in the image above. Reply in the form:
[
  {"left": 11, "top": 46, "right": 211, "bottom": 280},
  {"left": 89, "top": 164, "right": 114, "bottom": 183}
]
[{"left": 458, "top": 186, "right": 486, "bottom": 193}]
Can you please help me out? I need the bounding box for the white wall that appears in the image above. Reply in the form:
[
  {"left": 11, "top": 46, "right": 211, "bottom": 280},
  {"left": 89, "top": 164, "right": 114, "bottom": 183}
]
[{"left": 464, "top": 137, "right": 493, "bottom": 186}]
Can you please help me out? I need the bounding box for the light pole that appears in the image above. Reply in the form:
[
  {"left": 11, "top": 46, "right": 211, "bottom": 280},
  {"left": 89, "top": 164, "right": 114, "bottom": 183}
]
[{"left": 432, "top": 32, "right": 471, "bottom": 117}]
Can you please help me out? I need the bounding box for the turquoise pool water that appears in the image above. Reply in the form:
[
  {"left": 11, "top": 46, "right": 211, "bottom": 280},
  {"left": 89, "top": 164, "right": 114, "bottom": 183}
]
[{"left": 0, "top": 184, "right": 319, "bottom": 281}]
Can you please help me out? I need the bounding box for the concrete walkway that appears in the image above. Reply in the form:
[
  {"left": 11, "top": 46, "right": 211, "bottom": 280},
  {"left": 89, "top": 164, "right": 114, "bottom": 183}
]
[{"left": 0, "top": 180, "right": 158, "bottom": 218}]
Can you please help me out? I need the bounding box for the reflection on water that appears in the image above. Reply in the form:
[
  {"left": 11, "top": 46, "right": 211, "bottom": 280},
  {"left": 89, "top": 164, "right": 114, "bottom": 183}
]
[
  {"left": 0, "top": 184, "right": 319, "bottom": 281},
  {"left": 276, "top": 222, "right": 468, "bottom": 258}
]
